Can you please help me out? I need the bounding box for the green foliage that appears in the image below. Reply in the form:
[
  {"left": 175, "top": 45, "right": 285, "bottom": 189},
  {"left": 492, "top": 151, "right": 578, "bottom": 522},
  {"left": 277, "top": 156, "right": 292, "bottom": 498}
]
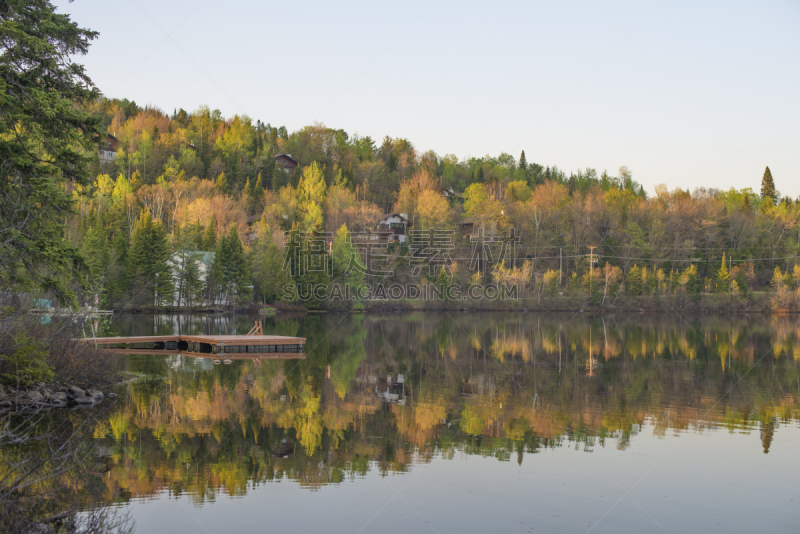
[
  {"left": 0, "top": 332, "right": 54, "bottom": 386},
  {"left": 760, "top": 166, "right": 776, "bottom": 202},
  {"left": 202, "top": 217, "right": 217, "bottom": 250},
  {"left": 330, "top": 224, "right": 364, "bottom": 310},
  {"left": 129, "top": 211, "right": 173, "bottom": 306},
  {"left": 212, "top": 226, "right": 250, "bottom": 306},
  {"left": 0, "top": 0, "right": 103, "bottom": 301},
  {"left": 625, "top": 265, "right": 643, "bottom": 296},
  {"left": 680, "top": 264, "right": 702, "bottom": 302}
]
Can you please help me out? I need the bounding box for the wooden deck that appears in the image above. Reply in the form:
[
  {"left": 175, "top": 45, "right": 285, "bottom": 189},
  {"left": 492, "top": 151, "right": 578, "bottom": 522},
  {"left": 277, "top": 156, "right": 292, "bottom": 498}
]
[{"left": 77, "top": 333, "right": 306, "bottom": 355}]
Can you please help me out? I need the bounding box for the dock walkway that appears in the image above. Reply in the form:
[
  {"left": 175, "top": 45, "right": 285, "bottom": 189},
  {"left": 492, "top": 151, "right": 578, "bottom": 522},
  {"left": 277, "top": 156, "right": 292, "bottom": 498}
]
[
  {"left": 78, "top": 334, "right": 304, "bottom": 354},
  {"left": 76, "top": 323, "right": 305, "bottom": 358}
]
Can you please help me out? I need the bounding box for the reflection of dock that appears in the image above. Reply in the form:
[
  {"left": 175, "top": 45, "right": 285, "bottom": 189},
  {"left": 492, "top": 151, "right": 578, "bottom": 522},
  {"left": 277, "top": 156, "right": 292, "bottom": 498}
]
[
  {"left": 98, "top": 348, "right": 305, "bottom": 360},
  {"left": 76, "top": 322, "right": 305, "bottom": 358}
]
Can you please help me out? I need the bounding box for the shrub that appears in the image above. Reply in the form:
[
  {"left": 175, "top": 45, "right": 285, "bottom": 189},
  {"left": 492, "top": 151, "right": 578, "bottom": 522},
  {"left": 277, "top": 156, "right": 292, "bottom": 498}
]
[{"left": 0, "top": 333, "right": 54, "bottom": 386}]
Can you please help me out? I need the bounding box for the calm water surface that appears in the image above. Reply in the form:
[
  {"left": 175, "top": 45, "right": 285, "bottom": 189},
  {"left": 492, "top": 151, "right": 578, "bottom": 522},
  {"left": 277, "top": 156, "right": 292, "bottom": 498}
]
[{"left": 94, "top": 312, "right": 800, "bottom": 534}]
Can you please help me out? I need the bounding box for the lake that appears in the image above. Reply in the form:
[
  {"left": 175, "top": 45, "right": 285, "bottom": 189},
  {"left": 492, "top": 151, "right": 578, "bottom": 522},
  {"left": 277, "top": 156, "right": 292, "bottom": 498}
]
[{"left": 92, "top": 312, "right": 800, "bottom": 533}]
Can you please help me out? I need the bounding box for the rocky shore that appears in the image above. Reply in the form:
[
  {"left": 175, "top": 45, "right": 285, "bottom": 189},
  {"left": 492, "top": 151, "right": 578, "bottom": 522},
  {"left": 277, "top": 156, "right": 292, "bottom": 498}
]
[{"left": 0, "top": 383, "right": 117, "bottom": 411}]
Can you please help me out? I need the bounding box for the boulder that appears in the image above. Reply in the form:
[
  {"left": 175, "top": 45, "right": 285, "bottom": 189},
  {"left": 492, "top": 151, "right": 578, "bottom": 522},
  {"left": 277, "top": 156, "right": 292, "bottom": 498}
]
[
  {"left": 68, "top": 386, "right": 84, "bottom": 399},
  {"left": 27, "top": 391, "right": 43, "bottom": 403},
  {"left": 72, "top": 395, "right": 95, "bottom": 405},
  {"left": 0, "top": 400, "right": 12, "bottom": 408},
  {"left": 50, "top": 391, "right": 68, "bottom": 403},
  {"left": 107, "top": 392, "right": 118, "bottom": 398},
  {"left": 87, "top": 389, "right": 104, "bottom": 401}
]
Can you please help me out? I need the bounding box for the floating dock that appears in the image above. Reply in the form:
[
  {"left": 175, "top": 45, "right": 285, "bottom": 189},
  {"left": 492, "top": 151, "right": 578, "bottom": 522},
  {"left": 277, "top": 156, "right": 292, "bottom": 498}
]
[
  {"left": 78, "top": 334, "right": 303, "bottom": 353},
  {"left": 76, "top": 323, "right": 305, "bottom": 359}
]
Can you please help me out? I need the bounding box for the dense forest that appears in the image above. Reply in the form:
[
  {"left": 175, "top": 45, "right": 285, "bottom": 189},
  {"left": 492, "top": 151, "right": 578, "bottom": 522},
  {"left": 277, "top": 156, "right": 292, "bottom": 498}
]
[{"left": 67, "top": 98, "right": 800, "bottom": 311}]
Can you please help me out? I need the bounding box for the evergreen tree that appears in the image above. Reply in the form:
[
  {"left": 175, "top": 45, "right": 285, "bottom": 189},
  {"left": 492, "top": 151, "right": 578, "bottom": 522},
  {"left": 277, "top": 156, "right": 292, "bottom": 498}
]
[
  {"left": 81, "top": 218, "right": 108, "bottom": 283},
  {"left": 129, "top": 211, "right": 173, "bottom": 306},
  {"left": 626, "top": 265, "right": 643, "bottom": 296},
  {"left": 242, "top": 177, "right": 252, "bottom": 201},
  {"left": 214, "top": 172, "right": 230, "bottom": 195},
  {"left": 519, "top": 150, "right": 527, "bottom": 171},
  {"left": 272, "top": 167, "right": 287, "bottom": 190},
  {"left": 760, "top": 166, "right": 776, "bottom": 201},
  {"left": 222, "top": 225, "right": 250, "bottom": 306},
  {"left": 0, "top": 0, "right": 103, "bottom": 301},
  {"left": 202, "top": 217, "right": 217, "bottom": 250}
]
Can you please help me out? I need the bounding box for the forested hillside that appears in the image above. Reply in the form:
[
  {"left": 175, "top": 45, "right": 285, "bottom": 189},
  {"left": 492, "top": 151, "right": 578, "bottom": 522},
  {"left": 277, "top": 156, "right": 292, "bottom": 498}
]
[{"left": 71, "top": 99, "right": 800, "bottom": 310}]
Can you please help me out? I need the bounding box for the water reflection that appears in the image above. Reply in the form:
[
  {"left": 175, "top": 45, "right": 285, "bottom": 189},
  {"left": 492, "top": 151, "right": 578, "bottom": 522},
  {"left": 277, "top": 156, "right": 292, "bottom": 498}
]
[{"left": 93, "top": 313, "right": 799, "bottom": 503}]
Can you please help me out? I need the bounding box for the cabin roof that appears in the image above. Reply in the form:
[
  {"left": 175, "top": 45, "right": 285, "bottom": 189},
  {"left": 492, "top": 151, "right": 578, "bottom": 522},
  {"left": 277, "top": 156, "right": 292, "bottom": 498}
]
[
  {"left": 274, "top": 153, "right": 298, "bottom": 165},
  {"left": 379, "top": 213, "right": 409, "bottom": 222}
]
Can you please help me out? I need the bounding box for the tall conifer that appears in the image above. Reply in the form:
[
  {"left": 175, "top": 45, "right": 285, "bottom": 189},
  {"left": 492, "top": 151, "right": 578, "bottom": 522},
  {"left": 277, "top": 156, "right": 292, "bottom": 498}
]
[{"left": 760, "top": 166, "right": 776, "bottom": 201}]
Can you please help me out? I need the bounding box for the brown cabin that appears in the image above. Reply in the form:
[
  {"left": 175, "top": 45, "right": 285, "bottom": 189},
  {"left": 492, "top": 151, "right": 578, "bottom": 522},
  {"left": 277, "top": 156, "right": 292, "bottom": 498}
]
[
  {"left": 459, "top": 217, "right": 475, "bottom": 237},
  {"left": 274, "top": 154, "right": 298, "bottom": 174}
]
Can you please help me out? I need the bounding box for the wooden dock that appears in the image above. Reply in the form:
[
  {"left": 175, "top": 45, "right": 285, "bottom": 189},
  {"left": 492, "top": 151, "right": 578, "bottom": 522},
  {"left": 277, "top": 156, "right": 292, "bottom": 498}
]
[{"left": 76, "top": 322, "right": 305, "bottom": 358}]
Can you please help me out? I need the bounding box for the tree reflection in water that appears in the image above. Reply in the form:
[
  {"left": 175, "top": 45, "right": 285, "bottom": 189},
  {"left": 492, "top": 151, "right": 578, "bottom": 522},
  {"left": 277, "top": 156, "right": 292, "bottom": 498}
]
[{"left": 92, "top": 312, "right": 799, "bottom": 502}]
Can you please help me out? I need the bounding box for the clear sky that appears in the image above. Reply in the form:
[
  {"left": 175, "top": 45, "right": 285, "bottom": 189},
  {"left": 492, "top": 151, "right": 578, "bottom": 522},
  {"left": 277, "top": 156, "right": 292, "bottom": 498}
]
[{"left": 55, "top": 0, "right": 800, "bottom": 197}]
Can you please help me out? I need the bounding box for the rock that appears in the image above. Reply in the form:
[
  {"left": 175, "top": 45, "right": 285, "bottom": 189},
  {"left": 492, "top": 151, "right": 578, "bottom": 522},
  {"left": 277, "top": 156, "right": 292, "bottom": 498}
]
[
  {"left": 72, "top": 395, "right": 95, "bottom": 405},
  {"left": 50, "top": 392, "right": 68, "bottom": 403},
  {"left": 87, "top": 389, "right": 104, "bottom": 401},
  {"left": 27, "top": 391, "right": 43, "bottom": 403},
  {"left": 107, "top": 392, "right": 118, "bottom": 398},
  {"left": 0, "top": 400, "right": 11, "bottom": 408},
  {"left": 0, "top": 385, "right": 5, "bottom": 398},
  {"left": 68, "top": 386, "right": 84, "bottom": 399},
  {"left": 43, "top": 387, "right": 53, "bottom": 398}
]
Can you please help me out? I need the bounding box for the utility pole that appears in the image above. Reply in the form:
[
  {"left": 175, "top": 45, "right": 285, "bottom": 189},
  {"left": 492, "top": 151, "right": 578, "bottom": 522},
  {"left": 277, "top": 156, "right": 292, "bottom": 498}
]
[{"left": 588, "top": 245, "right": 597, "bottom": 294}]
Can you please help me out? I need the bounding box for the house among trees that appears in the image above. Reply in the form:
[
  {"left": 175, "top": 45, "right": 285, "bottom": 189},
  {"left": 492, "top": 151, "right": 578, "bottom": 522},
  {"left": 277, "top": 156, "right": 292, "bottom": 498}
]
[
  {"left": 458, "top": 217, "right": 475, "bottom": 237},
  {"left": 274, "top": 153, "right": 298, "bottom": 174},
  {"left": 443, "top": 187, "right": 463, "bottom": 201},
  {"left": 376, "top": 213, "right": 410, "bottom": 243},
  {"left": 168, "top": 250, "right": 215, "bottom": 307},
  {"left": 99, "top": 133, "right": 119, "bottom": 163}
]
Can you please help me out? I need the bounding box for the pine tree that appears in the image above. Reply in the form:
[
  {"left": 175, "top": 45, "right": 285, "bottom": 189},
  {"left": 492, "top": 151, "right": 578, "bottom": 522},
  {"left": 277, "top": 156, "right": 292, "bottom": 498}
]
[
  {"left": 223, "top": 225, "right": 250, "bottom": 306},
  {"left": 129, "top": 211, "right": 173, "bottom": 306},
  {"left": 760, "top": 166, "right": 776, "bottom": 201},
  {"left": 519, "top": 150, "right": 527, "bottom": 171},
  {"left": 202, "top": 217, "right": 217, "bottom": 250},
  {"left": 214, "top": 172, "right": 230, "bottom": 195},
  {"left": 242, "top": 177, "right": 252, "bottom": 200},
  {"left": 0, "top": 2, "right": 103, "bottom": 301},
  {"left": 272, "top": 167, "right": 287, "bottom": 190},
  {"left": 254, "top": 172, "right": 264, "bottom": 195},
  {"left": 626, "top": 265, "right": 643, "bottom": 296}
]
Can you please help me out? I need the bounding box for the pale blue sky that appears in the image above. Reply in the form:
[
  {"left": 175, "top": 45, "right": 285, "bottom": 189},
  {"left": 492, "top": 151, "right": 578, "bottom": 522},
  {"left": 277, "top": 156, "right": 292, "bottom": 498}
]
[{"left": 57, "top": 1, "right": 800, "bottom": 196}]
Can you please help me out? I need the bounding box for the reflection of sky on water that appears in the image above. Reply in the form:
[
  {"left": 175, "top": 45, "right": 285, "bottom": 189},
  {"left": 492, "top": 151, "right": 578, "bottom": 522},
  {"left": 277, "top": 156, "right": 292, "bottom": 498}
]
[
  {"left": 124, "top": 426, "right": 800, "bottom": 534},
  {"left": 96, "top": 312, "right": 800, "bottom": 533}
]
